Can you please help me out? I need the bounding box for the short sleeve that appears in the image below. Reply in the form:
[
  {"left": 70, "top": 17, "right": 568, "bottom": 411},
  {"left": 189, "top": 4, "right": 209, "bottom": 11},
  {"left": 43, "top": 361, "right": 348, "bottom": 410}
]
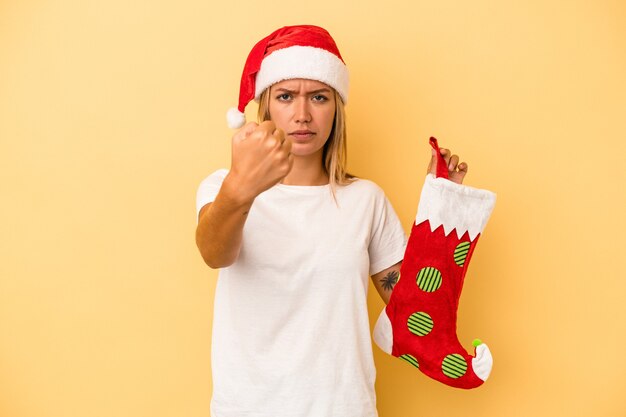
[
  {"left": 195, "top": 169, "right": 229, "bottom": 222},
  {"left": 368, "top": 190, "right": 407, "bottom": 276}
]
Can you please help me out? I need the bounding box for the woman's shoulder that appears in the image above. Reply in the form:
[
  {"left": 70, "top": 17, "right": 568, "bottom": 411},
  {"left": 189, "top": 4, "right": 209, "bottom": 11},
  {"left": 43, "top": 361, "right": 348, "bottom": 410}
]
[
  {"left": 196, "top": 169, "right": 229, "bottom": 200},
  {"left": 341, "top": 176, "right": 387, "bottom": 198},
  {"left": 198, "top": 168, "right": 229, "bottom": 186}
]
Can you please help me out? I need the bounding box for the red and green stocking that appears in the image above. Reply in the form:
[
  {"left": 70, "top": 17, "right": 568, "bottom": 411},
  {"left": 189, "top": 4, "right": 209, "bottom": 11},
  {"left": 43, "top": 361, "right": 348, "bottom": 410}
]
[{"left": 373, "top": 137, "right": 496, "bottom": 389}]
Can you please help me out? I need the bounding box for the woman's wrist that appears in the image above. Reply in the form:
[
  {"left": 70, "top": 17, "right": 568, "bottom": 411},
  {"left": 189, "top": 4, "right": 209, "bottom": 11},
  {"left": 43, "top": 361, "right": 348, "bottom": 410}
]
[{"left": 220, "top": 172, "right": 256, "bottom": 208}]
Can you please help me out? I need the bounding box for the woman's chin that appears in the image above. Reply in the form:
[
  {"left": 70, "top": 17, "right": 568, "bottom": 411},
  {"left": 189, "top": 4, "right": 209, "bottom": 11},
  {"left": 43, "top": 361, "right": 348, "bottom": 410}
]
[{"left": 289, "top": 144, "right": 324, "bottom": 159}]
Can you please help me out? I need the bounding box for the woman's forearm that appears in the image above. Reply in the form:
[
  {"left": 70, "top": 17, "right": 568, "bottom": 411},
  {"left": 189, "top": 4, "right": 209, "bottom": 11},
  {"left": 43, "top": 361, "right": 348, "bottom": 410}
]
[{"left": 195, "top": 175, "right": 254, "bottom": 269}]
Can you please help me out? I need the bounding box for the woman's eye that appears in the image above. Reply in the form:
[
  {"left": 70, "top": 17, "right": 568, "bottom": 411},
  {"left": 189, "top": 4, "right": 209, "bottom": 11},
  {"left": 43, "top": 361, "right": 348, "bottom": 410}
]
[
  {"left": 276, "top": 93, "right": 292, "bottom": 101},
  {"left": 312, "top": 95, "right": 328, "bottom": 102}
]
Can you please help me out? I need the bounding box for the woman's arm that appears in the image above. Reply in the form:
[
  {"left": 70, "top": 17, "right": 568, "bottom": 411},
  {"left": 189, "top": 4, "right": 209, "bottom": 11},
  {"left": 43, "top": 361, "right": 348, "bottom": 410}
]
[
  {"left": 195, "top": 121, "right": 293, "bottom": 269},
  {"left": 195, "top": 176, "right": 254, "bottom": 269},
  {"left": 371, "top": 262, "right": 402, "bottom": 305}
]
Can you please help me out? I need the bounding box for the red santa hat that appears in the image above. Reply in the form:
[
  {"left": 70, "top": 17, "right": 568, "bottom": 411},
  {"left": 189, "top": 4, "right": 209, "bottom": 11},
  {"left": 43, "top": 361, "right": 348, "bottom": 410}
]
[{"left": 226, "top": 25, "right": 349, "bottom": 129}]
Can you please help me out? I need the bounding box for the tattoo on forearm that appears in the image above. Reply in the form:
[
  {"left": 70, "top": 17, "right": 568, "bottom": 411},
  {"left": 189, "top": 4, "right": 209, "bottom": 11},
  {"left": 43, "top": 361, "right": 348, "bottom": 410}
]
[{"left": 380, "top": 270, "right": 399, "bottom": 291}]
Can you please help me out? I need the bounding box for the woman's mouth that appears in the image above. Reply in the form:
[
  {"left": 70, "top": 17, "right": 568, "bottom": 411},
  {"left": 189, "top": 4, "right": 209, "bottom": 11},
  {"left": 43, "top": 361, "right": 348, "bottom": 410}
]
[{"left": 289, "top": 130, "right": 315, "bottom": 140}]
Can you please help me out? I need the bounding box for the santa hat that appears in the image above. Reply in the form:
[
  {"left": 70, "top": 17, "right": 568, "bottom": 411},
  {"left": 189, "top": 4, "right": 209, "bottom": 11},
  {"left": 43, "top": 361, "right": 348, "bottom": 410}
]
[{"left": 226, "top": 25, "right": 349, "bottom": 129}]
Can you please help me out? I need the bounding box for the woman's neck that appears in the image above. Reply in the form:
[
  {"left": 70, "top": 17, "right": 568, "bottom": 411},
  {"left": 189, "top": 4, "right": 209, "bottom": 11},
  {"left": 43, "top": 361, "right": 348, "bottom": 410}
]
[{"left": 280, "top": 153, "right": 329, "bottom": 186}]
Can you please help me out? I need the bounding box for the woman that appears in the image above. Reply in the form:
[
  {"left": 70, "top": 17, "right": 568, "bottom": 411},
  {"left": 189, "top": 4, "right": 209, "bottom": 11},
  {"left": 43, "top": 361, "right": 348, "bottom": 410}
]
[{"left": 195, "top": 25, "right": 472, "bottom": 416}]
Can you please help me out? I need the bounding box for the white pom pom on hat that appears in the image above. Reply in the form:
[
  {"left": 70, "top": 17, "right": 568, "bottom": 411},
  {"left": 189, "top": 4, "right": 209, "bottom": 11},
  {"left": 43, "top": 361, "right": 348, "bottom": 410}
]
[
  {"left": 226, "top": 107, "right": 246, "bottom": 129},
  {"left": 226, "top": 25, "right": 349, "bottom": 129}
]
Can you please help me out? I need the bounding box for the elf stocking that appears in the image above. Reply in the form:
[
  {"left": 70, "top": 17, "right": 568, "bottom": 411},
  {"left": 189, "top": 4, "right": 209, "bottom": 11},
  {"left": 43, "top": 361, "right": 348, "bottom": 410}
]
[{"left": 373, "top": 137, "right": 496, "bottom": 389}]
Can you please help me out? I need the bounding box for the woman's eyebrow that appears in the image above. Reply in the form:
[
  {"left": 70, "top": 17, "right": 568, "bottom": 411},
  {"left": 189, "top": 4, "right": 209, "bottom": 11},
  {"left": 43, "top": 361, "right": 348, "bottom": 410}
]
[
  {"left": 274, "top": 87, "right": 331, "bottom": 94},
  {"left": 274, "top": 88, "right": 297, "bottom": 94},
  {"left": 307, "top": 88, "right": 331, "bottom": 94}
]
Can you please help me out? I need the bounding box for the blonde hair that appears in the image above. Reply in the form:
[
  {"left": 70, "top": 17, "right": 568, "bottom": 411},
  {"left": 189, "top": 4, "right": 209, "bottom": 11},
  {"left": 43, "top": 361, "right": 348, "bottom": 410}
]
[{"left": 257, "top": 86, "right": 356, "bottom": 194}]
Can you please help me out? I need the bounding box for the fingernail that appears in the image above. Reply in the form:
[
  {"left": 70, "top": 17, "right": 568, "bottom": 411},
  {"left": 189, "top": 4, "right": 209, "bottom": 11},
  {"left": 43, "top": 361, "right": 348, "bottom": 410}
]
[{"left": 431, "top": 149, "right": 435, "bottom": 155}]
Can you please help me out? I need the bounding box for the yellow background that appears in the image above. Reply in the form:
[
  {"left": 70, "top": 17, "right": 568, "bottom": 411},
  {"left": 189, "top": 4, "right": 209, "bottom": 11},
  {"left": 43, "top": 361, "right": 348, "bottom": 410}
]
[{"left": 1, "top": 0, "right": 625, "bottom": 416}]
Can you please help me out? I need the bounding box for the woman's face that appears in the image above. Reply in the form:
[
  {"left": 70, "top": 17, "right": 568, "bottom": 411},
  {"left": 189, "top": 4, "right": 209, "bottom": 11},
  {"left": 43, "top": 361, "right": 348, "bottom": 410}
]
[{"left": 268, "top": 78, "right": 336, "bottom": 159}]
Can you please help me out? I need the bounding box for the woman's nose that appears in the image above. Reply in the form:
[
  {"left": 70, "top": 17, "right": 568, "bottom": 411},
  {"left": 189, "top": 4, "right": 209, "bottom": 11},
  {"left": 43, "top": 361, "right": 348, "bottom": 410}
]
[{"left": 294, "top": 98, "right": 311, "bottom": 123}]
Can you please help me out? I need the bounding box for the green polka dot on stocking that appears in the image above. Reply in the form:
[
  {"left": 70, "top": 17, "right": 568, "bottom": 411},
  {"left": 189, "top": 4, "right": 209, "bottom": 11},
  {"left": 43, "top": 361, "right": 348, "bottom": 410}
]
[
  {"left": 442, "top": 354, "right": 467, "bottom": 378},
  {"left": 416, "top": 267, "right": 442, "bottom": 292},
  {"left": 454, "top": 242, "right": 471, "bottom": 266},
  {"left": 399, "top": 354, "right": 419, "bottom": 369},
  {"left": 407, "top": 312, "right": 434, "bottom": 336}
]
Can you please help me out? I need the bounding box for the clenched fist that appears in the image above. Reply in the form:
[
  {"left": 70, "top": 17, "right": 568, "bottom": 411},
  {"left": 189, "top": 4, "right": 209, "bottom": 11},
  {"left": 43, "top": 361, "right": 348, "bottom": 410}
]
[{"left": 225, "top": 120, "right": 294, "bottom": 203}]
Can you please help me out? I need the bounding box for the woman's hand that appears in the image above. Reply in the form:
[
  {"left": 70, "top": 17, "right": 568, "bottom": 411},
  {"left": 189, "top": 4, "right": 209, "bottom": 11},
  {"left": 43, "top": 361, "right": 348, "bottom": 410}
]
[
  {"left": 226, "top": 120, "right": 294, "bottom": 203},
  {"left": 426, "top": 147, "right": 468, "bottom": 185}
]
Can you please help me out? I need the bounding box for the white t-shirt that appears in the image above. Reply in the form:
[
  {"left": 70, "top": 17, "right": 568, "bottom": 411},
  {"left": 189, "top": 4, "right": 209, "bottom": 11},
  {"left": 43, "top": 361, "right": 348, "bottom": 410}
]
[{"left": 196, "top": 169, "right": 407, "bottom": 417}]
